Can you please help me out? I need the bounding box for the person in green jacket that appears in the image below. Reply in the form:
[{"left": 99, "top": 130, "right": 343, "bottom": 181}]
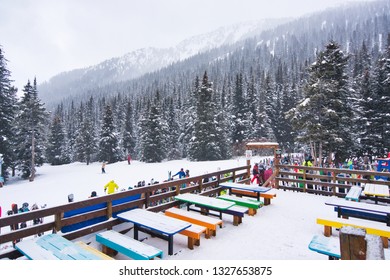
[{"left": 104, "top": 180, "right": 119, "bottom": 194}]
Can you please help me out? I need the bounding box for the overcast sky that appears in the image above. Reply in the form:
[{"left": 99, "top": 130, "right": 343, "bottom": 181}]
[{"left": 0, "top": 0, "right": 375, "bottom": 91}]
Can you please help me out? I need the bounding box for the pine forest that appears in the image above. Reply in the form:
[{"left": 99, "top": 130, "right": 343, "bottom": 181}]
[{"left": 1, "top": 1, "right": 390, "bottom": 182}]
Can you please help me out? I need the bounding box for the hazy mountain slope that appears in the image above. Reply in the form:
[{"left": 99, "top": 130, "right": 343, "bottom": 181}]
[{"left": 39, "top": 18, "right": 288, "bottom": 106}]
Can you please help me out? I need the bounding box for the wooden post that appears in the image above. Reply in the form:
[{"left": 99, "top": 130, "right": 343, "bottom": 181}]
[
  {"left": 198, "top": 179, "right": 203, "bottom": 193},
  {"left": 332, "top": 172, "right": 337, "bottom": 196},
  {"left": 339, "top": 226, "right": 367, "bottom": 260},
  {"left": 54, "top": 212, "right": 63, "bottom": 233},
  {"left": 246, "top": 158, "right": 251, "bottom": 180},
  {"left": 106, "top": 201, "right": 113, "bottom": 219}
]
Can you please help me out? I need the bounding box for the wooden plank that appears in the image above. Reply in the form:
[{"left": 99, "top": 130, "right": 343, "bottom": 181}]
[
  {"left": 325, "top": 198, "right": 390, "bottom": 215},
  {"left": 178, "top": 224, "right": 207, "bottom": 250},
  {"left": 96, "top": 230, "right": 163, "bottom": 260},
  {"left": 117, "top": 208, "right": 191, "bottom": 235},
  {"left": 316, "top": 217, "right": 390, "bottom": 248},
  {"left": 175, "top": 193, "right": 235, "bottom": 210},
  {"left": 74, "top": 241, "right": 114, "bottom": 260},
  {"left": 164, "top": 207, "right": 223, "bottom": 238},
  {"left": 364, "top": 183, "right": 390, "bottom": 197},
  {"left": 15, "top": 239, "right": 64, "bottom": 260},
  {"left": 339, "top": 226, "right": 367, "bottom": 260},
  {"left": 15, "top": 234, "right": 107, "bottom": 260},
  {"left": 308, "top": 235, "right": 340, "bottom": 259},
  {"left": 217, "top": 194, "right": 262, "bottom": 208},
  {"left": 345, "top": 186, "right": 362, "bottom": 201}
]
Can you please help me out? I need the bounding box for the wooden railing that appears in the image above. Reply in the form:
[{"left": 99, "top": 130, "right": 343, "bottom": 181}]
[
  {"left": 275, "top": 164, "right": 390, "bottom": 203},
  {"left": 2, "top": 162, "right": 389, "bottom": 259},
  {"left": 0, "top": 165, "right": 250, "bottom": 259}
]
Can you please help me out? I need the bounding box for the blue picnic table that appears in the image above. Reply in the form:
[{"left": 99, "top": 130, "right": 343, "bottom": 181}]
[
  {"left": 325, "top": 198, "right": 390, "bottom": 226},
  {"left": 116, "top": 208, "right": 191, "bottom": 256},
  {"left": 15, "top": 234, "right": 107, "bottom": 260},
  {"left": 219, "top": 182, "right": 271, "bottom": 201}
]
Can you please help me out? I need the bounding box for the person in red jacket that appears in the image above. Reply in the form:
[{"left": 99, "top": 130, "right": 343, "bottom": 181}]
[
  {"left": 251, "top": 163, "right": 260, "bottom": 184},
  {"left": 127, "top": 154, "right": 132, "bottom": 165}
]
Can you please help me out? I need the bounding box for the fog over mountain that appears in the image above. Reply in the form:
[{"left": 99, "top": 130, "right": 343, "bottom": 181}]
[{"left": 38, "top": 18, "right": 288, "bottom": 107}]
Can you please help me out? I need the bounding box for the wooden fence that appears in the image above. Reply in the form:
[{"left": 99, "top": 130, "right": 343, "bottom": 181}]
[
  {"left": 1, "top": 162, "right": 389, "bottom": 259},
  {"left": 275, "top": 164, "right": 390, "bottom": 203},
  {"left": 0, "top": 165, "right": 249, "bottom": 259}
]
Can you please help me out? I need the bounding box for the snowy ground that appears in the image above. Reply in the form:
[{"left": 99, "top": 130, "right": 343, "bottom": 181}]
[{"left": 0, "top": 157, "right": 388, "bottom": 278}]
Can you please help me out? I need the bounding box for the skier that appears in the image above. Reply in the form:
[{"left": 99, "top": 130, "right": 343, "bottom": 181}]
[
  {"left": 172, "top": 168, "right": 186, "bottom": 179},
  {"left": 101, "top": 162, "right": 106, "bottom": 174},
  {"left": 31, "top": 203, "right": 44, "bottom": 236},
  {"left": 104, "top": 180, "right": 119, "bottom": 194},
  {"left": 251, "top": 163, "right": 260, "bottom": 184},
  {"left": 89, "top": 191, "right": 98, "bottom": 198},
  {"left": 127, "top": 154, "right": 131, "bottom": 165},
  {"left": 19, "top": 202, "right": 30, "bottom": 228}
]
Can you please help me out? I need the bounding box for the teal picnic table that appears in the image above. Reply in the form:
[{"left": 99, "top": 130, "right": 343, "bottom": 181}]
[{"left": 15, "top": 234, "right": 108, "bottom": 260}]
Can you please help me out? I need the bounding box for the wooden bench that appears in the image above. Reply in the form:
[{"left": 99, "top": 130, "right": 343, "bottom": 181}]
[
  {"left": 15, "top": 234, "right": 111, "bottom": 260},
  {"left": 74, "top": 241, "right": 114, "bottom": 260},
  {"left": 179, "top": 224, "right": 207, "bottom": 250},
  {"left": 316, "top": 217, "right": 390, "bottom": 248},
  {"left": 219, "top": 205, "right": 248, "bottom": 226},
  {"left": 95, "top": 230, "right": 163, "bottom": 260},
  {"left": 308, "top": 235, "right": 340, "bottom": 260},
  {"left": 217, "top": 194, "right": 263, "bottom": 216},
  {"left": 345, "top": 186, "right": 362, "bottom": 201},
  {"left": 230, "top": 189, "right": 276, "bottom": 205},
  {"left": 190, "top": 204, "right": 248, "bottom": 226},
  {"left": 164, "top": 207, "right": 223, "bottom": 238}
]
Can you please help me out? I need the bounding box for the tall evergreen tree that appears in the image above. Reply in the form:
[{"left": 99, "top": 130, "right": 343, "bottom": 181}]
[
  {"left": 14, "top": 78, "right": 48, "bottom": 180},
  {"left": 188, "top": 72, "right": 222, "bottom": 161},
  {"left": 288, "top": 41, "right": 351, "bottom": 164},
  {"left": 66, "top": 101, "right": 79, "bottom": 162},
  {"left": 231, "top": 73, "right": 249, "bottom": 145},
  {"left": 76, "top": 97, "right": 97, "bottom": 164},
  {"left": 376, "top": 34, "right": 390, "bottom": 153},
  {"left": 46, "top": 111, "right": 69, "bottom": 165},
  {"left": 98, "top": 104, "right": 122, "bottom": 163},
  {"left": 180, "top": 77, "right": 198, "bottom": 158},
  {"left": 139, "top": 91, "right": 165, "bottom": 162},
  {"left": 352, "top": 41, "right": 374, "bottom": 155},
  {"left": 0, "top": 47, "right": 17, "bottom": 180},
  {"left": 165, "top": 97, "right": 181, "bottom": 160},
  {"left": 122, "top": 100, "right": 137, "bottom": 159}
]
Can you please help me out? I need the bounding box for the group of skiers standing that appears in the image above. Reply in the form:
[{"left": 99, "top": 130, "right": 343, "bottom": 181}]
[{"left": 251, "top": 163, "right": 274, "bottom": 185}]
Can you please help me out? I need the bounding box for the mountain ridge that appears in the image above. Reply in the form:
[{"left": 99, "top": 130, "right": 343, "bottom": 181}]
[{"left": 38, "top": 18, "right": 291, "bottom": 106}]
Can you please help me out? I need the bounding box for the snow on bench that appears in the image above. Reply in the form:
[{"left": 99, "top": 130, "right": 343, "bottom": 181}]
[
  {"left": 316, "top": 216, "right": 390, "bottom": 248},
  {"left": 95, "top": 230, "right": 163, "bottom": 260},
  {"left": 345, "top": 186, "right": 362, "bottom": 201},
  {"left": 164, "top": 207, "right": 223, "bottom": 238}
]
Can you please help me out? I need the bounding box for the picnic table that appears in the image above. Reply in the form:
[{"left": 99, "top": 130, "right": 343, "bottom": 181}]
[
  {"left": 116, "top": 208, "right": 191, "bottom": 255},
  {"left": 15, "top": 234, "right": 108, "bottom": 260},
  {"left": 174, "top": 193, "right": 247, "bottom": 225},
  {"left": 175, "top": 193, "right": 235, "bottom": 211},
  {"left": 174, "top": 193, "right": 235, "bottom": 219},
  {"left": 325, "top": 198, "right": 390, "bottom": 226},
  {"left": 219, "top": 182, "right": 271, "bottom": 201},
  {"left": 363, "top": 183, "right": 390, "bottom": 204}
]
